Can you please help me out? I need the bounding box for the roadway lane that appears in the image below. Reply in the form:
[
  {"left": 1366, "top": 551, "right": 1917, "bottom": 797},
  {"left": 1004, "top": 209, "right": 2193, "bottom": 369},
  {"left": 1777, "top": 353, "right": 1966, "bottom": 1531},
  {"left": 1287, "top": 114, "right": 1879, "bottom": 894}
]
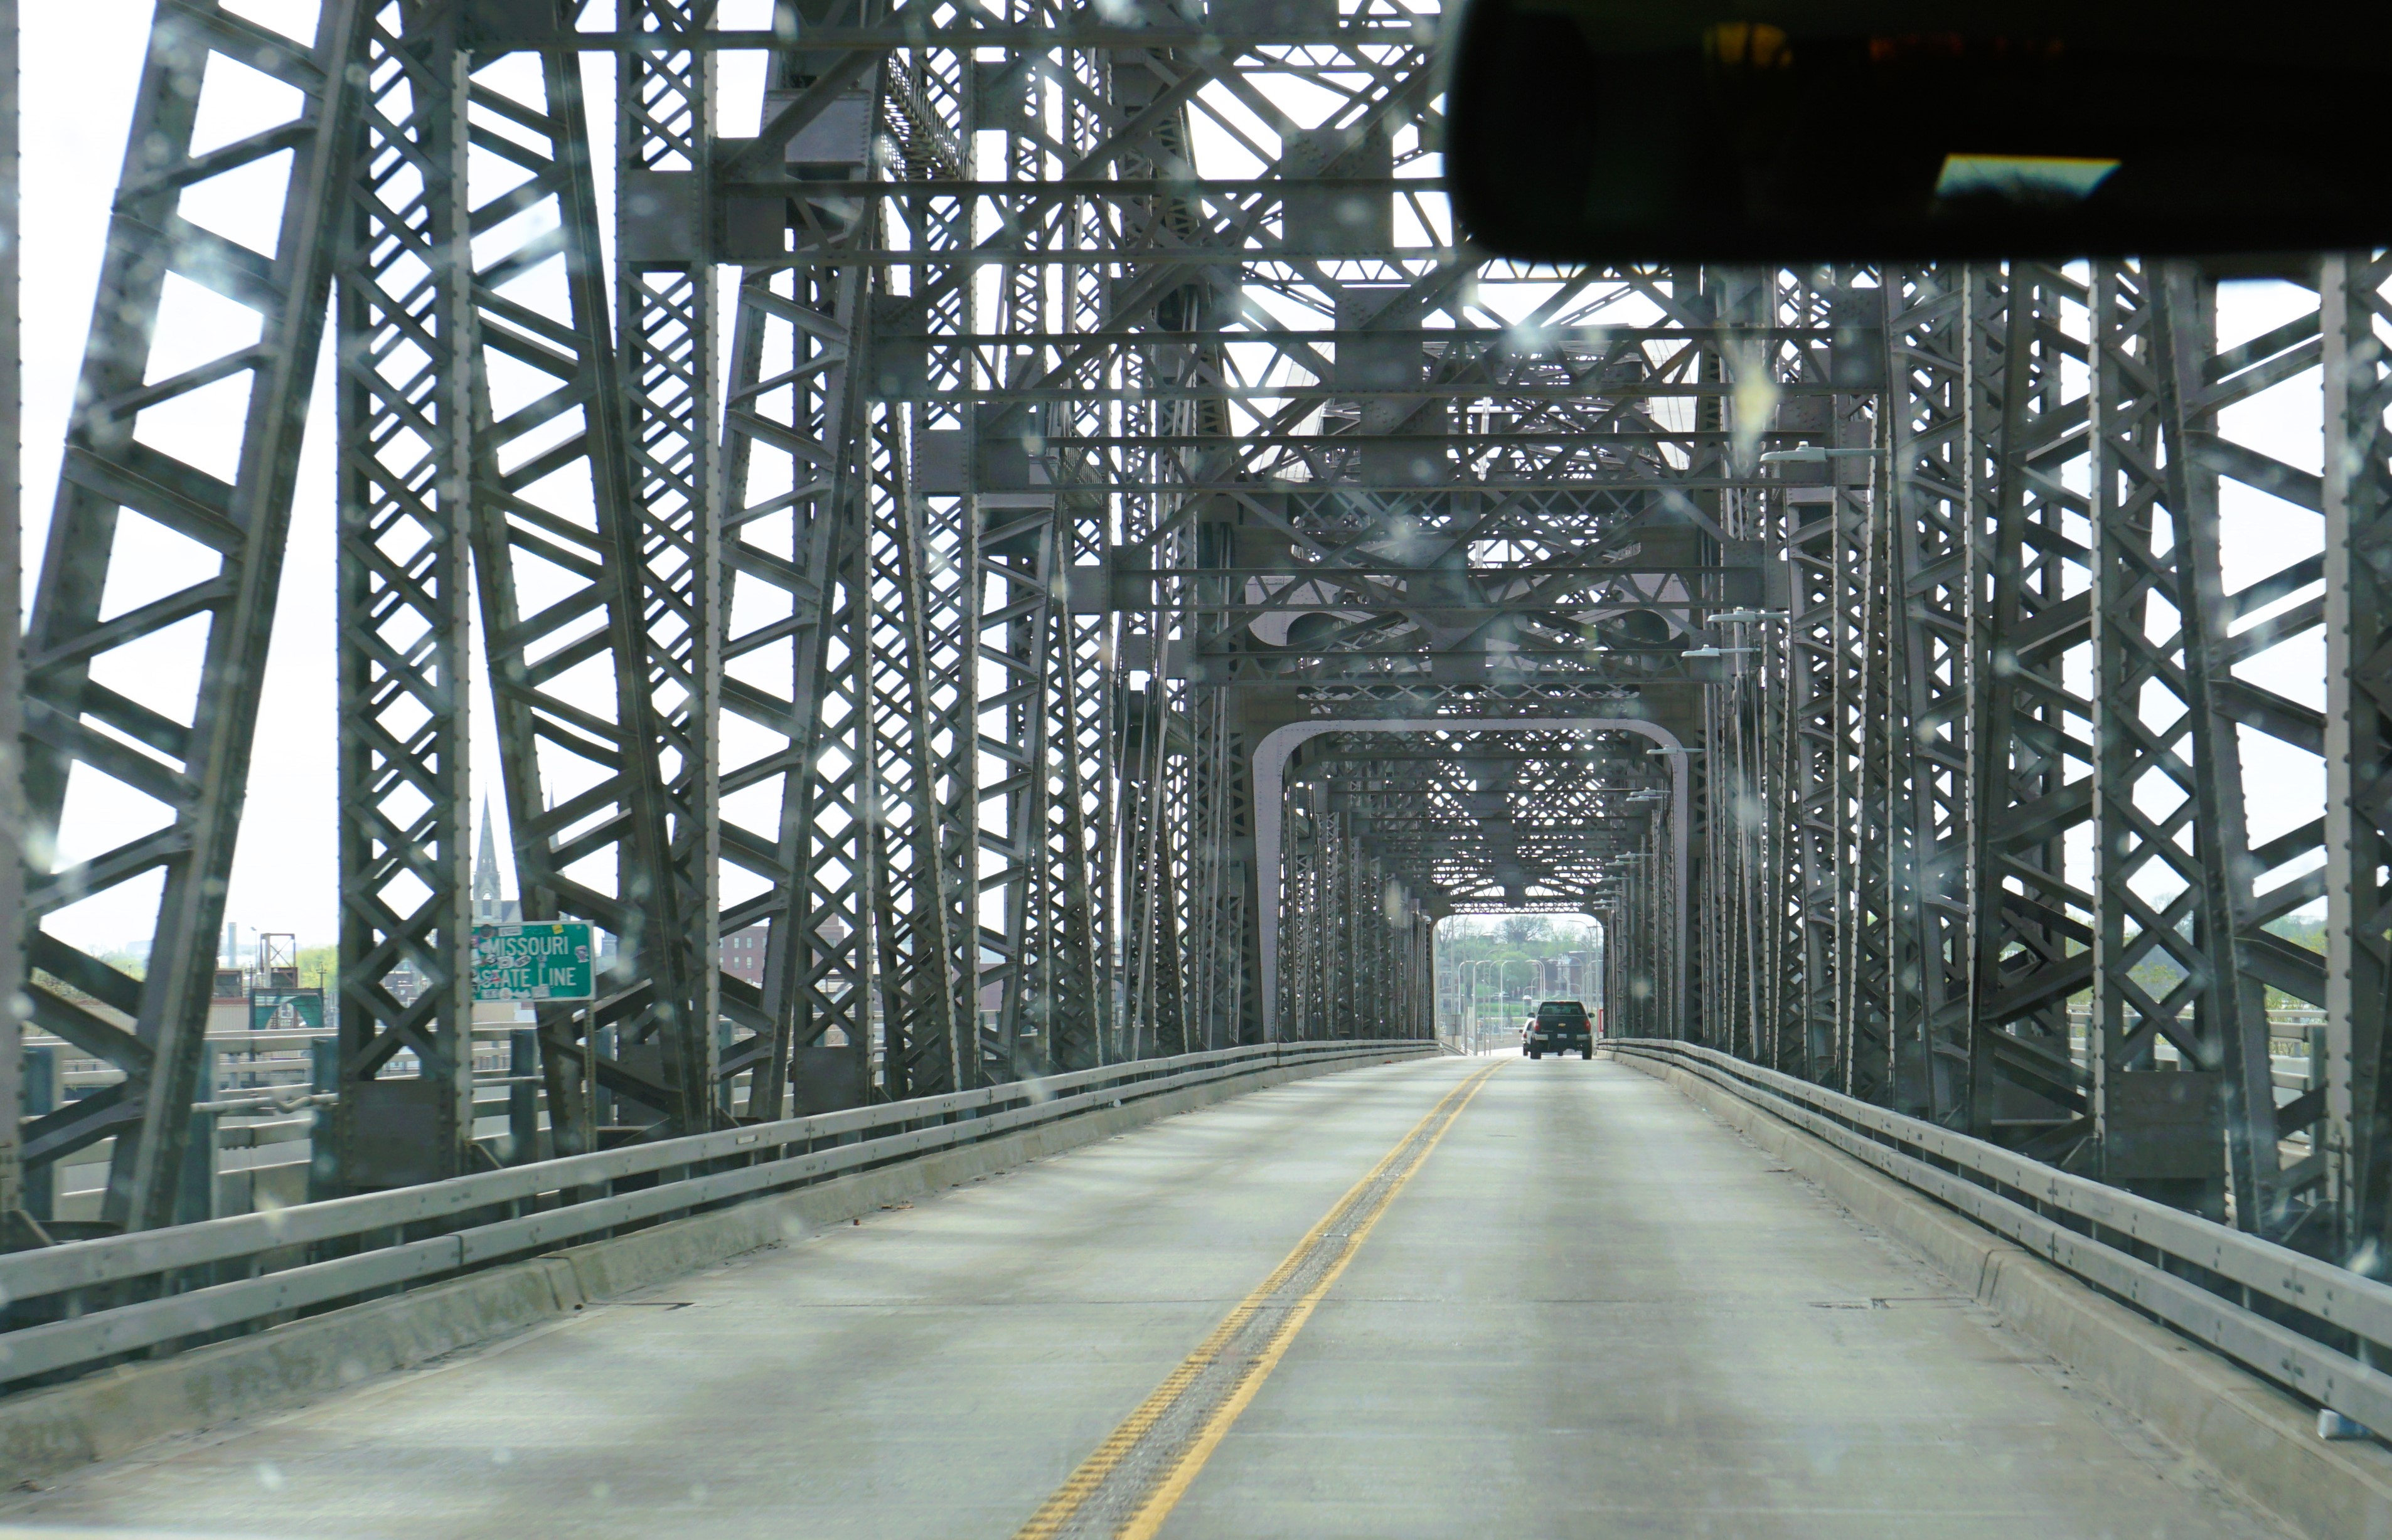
[
  {"left": 0, "top": 1056, "right": 2288, "bottom": 1539},
  {"left": 1155, "top": 1058, "right": 2288, "bottom": 1539}
]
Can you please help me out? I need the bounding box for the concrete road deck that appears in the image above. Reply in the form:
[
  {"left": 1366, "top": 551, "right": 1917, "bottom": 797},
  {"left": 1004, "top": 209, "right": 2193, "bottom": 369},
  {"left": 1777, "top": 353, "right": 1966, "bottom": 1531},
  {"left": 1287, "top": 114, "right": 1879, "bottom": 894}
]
[{"left": 0, "top": 1057, "right": 2286, "bottom": 1538}]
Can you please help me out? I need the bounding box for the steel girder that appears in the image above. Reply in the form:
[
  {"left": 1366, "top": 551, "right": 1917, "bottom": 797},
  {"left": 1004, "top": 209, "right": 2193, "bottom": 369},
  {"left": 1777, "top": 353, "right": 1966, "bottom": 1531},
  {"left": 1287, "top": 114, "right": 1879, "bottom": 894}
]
[
  {"left": 1957, "top": 263, "right": 2097, "bottom": 1156},
  {"left": 715, "top": 255, "right": 865, "bottom": 1114}
]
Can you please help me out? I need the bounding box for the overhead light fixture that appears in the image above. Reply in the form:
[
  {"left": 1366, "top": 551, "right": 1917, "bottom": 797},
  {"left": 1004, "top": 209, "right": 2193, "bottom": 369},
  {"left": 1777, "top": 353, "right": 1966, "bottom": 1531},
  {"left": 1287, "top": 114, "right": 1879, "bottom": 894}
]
[
  {"left": 1711, "top": 608, "right": 1785, "bottom": 624},
  {"left": 1645, "top": 745, "right": 1701, "bottom": 756},
  {"left": 1682, "top": 645, "right": 1758, "bottom": 659}
]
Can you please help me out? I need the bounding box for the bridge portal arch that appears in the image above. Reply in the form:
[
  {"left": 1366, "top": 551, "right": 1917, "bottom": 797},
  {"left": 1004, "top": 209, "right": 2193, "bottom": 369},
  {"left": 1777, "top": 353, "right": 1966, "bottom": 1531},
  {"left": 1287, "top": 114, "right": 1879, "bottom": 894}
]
[{"left": 1252, "top": 716, "right": 1690, "bottom": 1043}]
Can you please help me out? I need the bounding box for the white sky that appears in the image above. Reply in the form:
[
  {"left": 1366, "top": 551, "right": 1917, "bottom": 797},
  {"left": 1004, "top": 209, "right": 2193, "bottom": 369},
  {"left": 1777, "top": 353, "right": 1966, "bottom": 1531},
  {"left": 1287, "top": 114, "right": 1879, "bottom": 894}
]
[{"left": 19, "top": 3, "right": 2334, "bottom": 956}]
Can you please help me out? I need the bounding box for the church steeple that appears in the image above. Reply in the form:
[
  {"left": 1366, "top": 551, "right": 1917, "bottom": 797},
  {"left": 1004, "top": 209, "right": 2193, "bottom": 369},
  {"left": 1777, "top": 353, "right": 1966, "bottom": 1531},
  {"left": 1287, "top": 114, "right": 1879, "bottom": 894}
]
[{"left": 473, "top": 799, "right": 516, "bottom": 923}]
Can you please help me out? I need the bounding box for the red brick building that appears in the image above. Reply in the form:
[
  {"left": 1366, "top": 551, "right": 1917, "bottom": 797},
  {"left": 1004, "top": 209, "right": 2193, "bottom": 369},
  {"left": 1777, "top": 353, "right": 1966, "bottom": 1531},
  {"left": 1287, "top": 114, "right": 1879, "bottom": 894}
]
[{"left": 722, "top": 923, "right": 769, "bottom": 985}]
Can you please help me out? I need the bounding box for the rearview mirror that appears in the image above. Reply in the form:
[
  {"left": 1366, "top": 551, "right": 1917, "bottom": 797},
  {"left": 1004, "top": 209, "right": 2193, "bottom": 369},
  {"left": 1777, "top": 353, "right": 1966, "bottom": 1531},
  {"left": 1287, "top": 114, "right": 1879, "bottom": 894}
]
[{"left": 1445, "top": 1, "right": 2392, "bottom": 262}]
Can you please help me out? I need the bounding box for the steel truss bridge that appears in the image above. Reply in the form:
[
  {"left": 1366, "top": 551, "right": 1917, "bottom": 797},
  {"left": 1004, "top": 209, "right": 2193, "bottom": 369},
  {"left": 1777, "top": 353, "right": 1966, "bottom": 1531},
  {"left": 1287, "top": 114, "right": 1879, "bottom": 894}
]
[{"left": 0, "top": 0, "right": 2387, "bottom": 1293}]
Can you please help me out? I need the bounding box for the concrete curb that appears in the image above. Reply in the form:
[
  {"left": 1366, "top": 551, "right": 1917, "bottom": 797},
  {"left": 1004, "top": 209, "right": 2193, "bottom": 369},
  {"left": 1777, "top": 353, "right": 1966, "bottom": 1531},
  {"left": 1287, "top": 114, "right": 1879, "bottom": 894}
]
[
  {"left": 1615, "top": 1051, "right": 2392, "bottom": 1540},
  {"left": 0, "top": 1049, "right": 1430, "bottom": 1486}
]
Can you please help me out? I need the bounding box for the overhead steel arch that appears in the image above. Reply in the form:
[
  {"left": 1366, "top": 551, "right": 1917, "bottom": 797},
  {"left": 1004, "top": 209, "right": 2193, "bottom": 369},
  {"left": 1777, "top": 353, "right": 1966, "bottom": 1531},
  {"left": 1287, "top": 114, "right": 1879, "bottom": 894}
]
[{"left": 1252, "top": 714, "right": 1686, "bottom": 1041}]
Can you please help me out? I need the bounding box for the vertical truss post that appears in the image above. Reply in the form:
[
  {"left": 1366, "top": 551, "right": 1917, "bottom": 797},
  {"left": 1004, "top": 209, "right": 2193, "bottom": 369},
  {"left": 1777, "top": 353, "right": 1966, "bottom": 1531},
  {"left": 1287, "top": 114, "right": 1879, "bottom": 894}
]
[
  {"left": 332, "top": 1, "right": 475, "bottom": 1187},
  {"left": 712, "top": 3, "right": 886, "bottom": 1115},
  {"left": 1185, "top": 690, "right": 1236, "bottom": 1047},
  {"left": 978, "top": 403, "right": 1066, "bottom": 1071},
  {"left": 717, "top": 229, "right": 873, "bottom": 1118},
  {"left": 19, "top": 1, "right": 363, "bottom": 1229},
  {"left": 1358, "top": 849, "right": 1379, "bottom": 1036},
  {"left": 1339, "top": 815, "right": 1359, "bottom": 1035},
  {"left": 1882, "top": 265, "right": 1978, "bottom": 1122},
  {"left": 2081, "top": 260, "right": 2282, "bottom": 1223},
  {"left": 1121, "top": 683, "right": 1181, "bottom": 1056},
  {"left": 1964, "top": 263, "right": 2093, "bottom": 1154},
  {"left": 1638, "top": 827, "right": 1658, "bottom": 1040},
  {"left": 1278, "top": 792, "right": 1307, "bottom": 1041},
  {"left": 1365, "top": 854, "right": 1382, "bottom": 1039},
  {"left": 0, "top": 0, "right": 19, "bottom": 1238},
  {"left": 873, "top": 406, "right": 976, "bottom": 1098},
  {"left": 619, "top": 0, "right": 722, "bottom": 1125},
  {"left": 1758, "top": 533, "right": 1794, "bottom": 1073},
  {"left": 1303, "top": 799, "right": 1326, "bottom": 1038},
  {"left": 2149, "top": 262, "right": 2285, "bottom": 1227},
  {"left": 1665, "top": 802, "right": 1686, "bottom": 1039},
  {"left": 2324, "top": 251, "right": 2392, "bottom": 1267},
  {"left": 870, "top": 29, "right": 980, "bottom": 1100},
  {"left": 1783, "top": 351, "right": 1845, "bottom": 1079},
  {"left": 1815, "top": 273, "right": 1887, "bottom": 1098},
  {"left": 976, "top": 5, "right": 1062, "bottom": 1073},
  {"left": 1682, "top": 721, "right": 1708, "bottom": 1044}
]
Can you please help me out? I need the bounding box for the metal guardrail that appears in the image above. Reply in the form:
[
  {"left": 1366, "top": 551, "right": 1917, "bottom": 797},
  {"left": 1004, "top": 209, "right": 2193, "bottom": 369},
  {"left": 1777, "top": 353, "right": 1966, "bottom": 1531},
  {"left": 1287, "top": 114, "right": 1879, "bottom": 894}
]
[
  {"left": 1607, "top": 1038, "right": 2392, "bottom": 1436},
  {"left": 0, "top": 1039, "right": 1429, "bottom": 1391}
]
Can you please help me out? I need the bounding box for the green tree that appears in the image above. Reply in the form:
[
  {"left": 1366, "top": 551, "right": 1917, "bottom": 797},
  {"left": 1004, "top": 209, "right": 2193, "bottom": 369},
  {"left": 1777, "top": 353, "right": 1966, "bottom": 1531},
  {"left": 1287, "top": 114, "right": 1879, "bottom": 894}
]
[
  {"left": 95, "top": 949, "right": 146, "bottom": 980},
  {"left": 296, "top": 943, "right": 338, "bottom": 992},
  {"left": 1498, "top": 915, "right": 1553, "bottom": 947}
]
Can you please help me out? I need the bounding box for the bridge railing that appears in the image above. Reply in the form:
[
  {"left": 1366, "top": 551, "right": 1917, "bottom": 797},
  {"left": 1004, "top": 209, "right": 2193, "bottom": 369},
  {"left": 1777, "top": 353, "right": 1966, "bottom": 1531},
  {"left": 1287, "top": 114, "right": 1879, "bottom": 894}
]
[
  {"left": 1608, "top": 1038, "right": 2392, "bottom": 1437},
  {"left": 0, "top": 1039, "right": 1429, "bottom": 1393}
]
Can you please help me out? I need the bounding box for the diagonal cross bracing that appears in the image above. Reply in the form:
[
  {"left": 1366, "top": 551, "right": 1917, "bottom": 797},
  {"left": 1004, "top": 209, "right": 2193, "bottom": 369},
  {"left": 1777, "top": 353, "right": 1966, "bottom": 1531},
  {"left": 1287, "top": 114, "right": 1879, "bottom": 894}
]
[{"left": 1, "top": 0, "right": 2382, "bottom": 1281}]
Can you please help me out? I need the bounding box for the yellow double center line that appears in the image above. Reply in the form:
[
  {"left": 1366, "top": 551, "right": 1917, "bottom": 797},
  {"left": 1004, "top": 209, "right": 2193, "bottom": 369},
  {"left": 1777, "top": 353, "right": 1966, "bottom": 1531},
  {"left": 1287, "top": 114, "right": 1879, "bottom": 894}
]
[{"left": 1014, "top": 1059, "right": 1506, "bottom": 1540}]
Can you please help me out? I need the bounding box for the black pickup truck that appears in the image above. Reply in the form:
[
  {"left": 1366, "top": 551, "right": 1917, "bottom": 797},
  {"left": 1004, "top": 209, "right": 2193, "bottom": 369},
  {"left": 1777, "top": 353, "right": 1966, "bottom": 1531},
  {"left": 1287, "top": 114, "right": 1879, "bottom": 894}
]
[{"left": 1524, "top": 999, "right": 1594, "bottom": 1059}]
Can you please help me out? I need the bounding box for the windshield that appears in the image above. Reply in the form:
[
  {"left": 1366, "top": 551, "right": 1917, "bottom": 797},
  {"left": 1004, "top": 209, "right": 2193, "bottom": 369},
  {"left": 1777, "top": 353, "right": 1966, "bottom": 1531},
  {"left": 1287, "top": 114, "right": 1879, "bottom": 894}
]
[{"left": 0, "top": 4, "right": 2373, "bottom": 1537}]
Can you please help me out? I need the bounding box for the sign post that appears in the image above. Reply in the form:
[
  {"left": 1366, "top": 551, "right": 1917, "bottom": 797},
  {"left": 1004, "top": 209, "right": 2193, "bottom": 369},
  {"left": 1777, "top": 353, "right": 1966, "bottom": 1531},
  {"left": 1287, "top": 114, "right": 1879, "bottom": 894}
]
[{"left": 472, "top": 921, "right": 596, "bottom": 1002}]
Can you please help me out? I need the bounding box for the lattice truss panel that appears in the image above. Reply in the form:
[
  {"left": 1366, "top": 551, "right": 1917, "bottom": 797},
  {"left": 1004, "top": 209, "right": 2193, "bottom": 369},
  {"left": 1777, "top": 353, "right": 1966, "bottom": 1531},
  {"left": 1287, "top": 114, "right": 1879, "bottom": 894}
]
[
  {"left": 10, "top": 0, "right": 2389, "bottom": 1272},
  {"left": 1697, "top": 261, "right": 2366, "bottom": 1251},
  {"left": 1291, "top": 730, "right": 1656, "bottom": 901}
]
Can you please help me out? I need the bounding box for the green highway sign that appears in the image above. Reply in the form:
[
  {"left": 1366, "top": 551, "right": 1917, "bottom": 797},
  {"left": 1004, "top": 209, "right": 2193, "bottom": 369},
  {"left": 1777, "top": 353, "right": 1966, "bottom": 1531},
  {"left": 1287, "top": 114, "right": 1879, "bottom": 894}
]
[{"left": 473, "top": 921, "right": 596, "bottom": 1002}]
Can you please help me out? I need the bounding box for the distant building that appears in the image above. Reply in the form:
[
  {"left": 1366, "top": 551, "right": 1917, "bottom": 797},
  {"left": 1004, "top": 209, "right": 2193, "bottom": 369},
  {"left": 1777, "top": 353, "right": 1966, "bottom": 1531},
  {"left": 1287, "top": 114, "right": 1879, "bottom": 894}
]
[
  {"left": 718, "top": 920, "right": 853, "bottom": 986},
  {"left": 723, "top": 923, "right": 768, "bottom": 985}
]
